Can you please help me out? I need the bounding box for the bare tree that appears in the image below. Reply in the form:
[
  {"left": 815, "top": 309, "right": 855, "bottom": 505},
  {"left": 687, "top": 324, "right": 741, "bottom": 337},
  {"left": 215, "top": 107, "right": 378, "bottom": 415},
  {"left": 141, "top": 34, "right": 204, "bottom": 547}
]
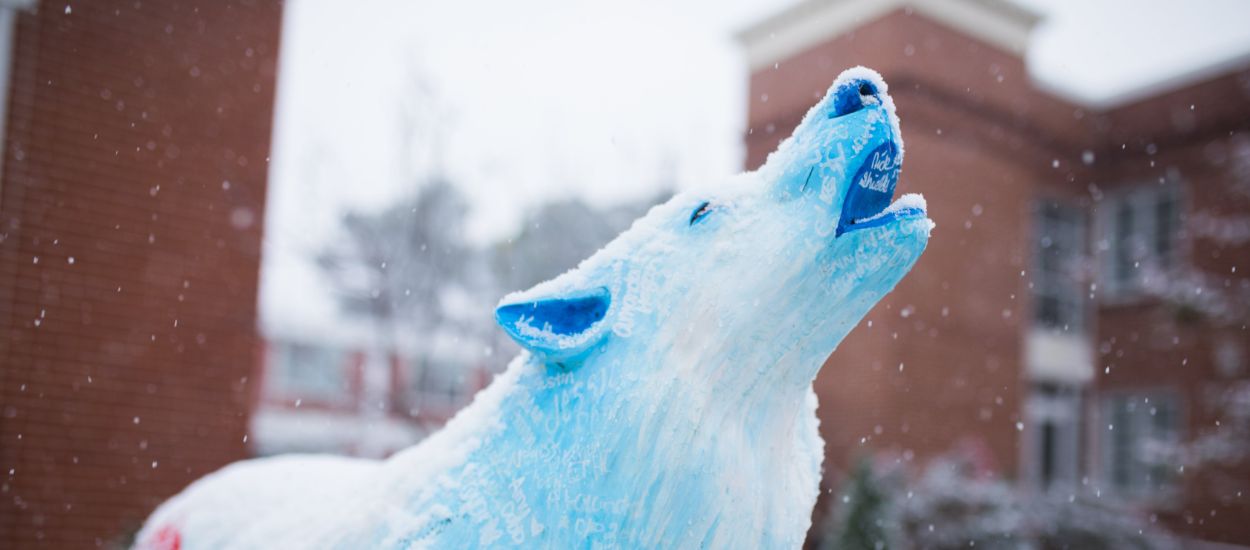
[
  {"left": 490, "top": 192, "right": 670, "bottom": 293},
  {"left": 316, "top": 179, "right": 471, "bottom": 339}
]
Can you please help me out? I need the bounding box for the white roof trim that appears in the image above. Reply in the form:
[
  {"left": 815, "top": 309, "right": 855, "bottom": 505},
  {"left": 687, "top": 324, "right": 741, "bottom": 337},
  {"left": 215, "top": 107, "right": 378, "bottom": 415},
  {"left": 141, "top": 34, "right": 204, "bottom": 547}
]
[
  {"left": 738, "top": 0, "right": 1040, "bottom": 72},
  {"left": 0, "top": 0, "right": 37, "bottom": 10},
  {"left": 1029, "top": 48, "right": 1250, "bottom": 111}
]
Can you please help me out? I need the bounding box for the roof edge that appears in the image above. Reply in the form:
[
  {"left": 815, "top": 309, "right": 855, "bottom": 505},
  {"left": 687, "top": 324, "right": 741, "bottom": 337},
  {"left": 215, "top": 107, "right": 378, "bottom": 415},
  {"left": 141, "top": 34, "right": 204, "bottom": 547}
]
[
  {"left": 1031, "top": 49, "right": 1250, "bottom": 112},
  {"left": 736, "top": 0, "right": 1041, "bottom": 72},
  {"left": 0, "top": 0, "right": 37, "bottom": 10}
]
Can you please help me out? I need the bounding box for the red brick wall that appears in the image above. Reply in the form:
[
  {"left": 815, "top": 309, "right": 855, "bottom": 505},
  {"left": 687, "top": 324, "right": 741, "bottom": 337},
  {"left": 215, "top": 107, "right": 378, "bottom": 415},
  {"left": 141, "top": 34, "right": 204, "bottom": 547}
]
[
  {"left": 0, "top": 1, "right": 283, "bottom": 547},
  {"left": 744, "top": 7, "right": 1250, "bottom": 545},
  {"left": 1092, "top": 125, "right": 1250, "bottom": 543},
  {"left": 744, "top": 7, "right": 1072, "bottom": 511}
]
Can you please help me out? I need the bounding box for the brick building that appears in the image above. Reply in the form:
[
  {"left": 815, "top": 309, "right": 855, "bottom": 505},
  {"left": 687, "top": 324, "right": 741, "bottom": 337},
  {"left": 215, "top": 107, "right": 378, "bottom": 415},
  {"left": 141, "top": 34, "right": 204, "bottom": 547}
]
[
  {"left": 739, "top": 0, "right": 1250, "bottom": 546},
  {"left": 251, "top": 327, "right": 491, "bottom": 459},
  {"left": 0, "top": 1, "right": 283, "bottom": 547}
]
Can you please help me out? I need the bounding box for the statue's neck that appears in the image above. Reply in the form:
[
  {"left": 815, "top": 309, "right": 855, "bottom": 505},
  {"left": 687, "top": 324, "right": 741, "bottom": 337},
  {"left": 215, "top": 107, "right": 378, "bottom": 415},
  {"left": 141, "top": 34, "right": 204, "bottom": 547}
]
[{"left": 386, "top": 353, "right": 814, "bottom": 547}]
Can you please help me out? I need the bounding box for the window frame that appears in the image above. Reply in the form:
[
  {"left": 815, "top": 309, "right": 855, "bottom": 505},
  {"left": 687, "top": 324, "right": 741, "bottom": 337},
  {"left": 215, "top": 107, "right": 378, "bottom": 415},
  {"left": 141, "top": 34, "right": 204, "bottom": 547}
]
[
  {"left": 403, "top": 356, "right": 469, "bottom": 416},
  {"left": 1095, "top": 183, "right": 1185, "bottom": 301},
  {"left": 1096, "top": 389, "right": 1185, "bottom": 503},
  {"left": 267, "top": 341, "right": 352, "bottom": 405},
  {"left": 1031, "top": 198, "right": 1089, "bottom": 333}
]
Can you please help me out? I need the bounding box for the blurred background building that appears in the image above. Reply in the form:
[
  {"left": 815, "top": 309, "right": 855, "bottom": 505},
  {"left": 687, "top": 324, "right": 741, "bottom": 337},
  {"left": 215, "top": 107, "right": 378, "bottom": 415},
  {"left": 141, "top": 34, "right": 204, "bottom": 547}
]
[
  {"left": 740, "top": 0, "right": 1250, "bottom": 546},
  {"left": 0, "top": 0, "right": 282, "bottom": 546},
  {"left": 0, "top": 0, "right": 1248, "bottom": 548}
]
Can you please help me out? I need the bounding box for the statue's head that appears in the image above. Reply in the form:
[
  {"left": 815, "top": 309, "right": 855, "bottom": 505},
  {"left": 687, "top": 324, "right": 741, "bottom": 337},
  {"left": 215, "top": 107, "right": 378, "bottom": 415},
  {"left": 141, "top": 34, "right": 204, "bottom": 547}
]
[{"left": 495, "top": 67, "right": 932, "bottom": 399}]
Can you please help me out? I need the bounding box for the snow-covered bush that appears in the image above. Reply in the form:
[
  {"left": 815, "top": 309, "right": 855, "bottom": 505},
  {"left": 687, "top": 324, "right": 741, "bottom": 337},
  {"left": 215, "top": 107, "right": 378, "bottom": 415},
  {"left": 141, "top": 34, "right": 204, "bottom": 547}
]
[{"left": 820, "top": 450, "right": 1176, "bottom": 549}]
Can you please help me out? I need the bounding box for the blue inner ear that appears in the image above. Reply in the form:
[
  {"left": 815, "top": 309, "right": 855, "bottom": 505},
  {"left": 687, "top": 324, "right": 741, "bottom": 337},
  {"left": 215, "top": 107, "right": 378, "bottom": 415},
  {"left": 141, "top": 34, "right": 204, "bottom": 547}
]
[{"left": 496, "top": 287, "right": 610, "bottom": 338}]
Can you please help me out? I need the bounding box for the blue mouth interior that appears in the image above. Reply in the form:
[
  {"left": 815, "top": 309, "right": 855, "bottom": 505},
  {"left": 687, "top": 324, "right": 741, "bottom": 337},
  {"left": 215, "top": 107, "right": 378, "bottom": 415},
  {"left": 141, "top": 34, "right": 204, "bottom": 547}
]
[{"left": 836, "top": 141, "right": 901, "bottom": 237}]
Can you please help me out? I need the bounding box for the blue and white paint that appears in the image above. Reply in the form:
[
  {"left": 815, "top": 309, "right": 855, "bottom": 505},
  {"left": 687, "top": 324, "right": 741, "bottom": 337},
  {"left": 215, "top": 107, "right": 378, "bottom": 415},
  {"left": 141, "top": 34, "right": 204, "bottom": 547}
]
[{"left": 136, "top": 66, "right": 932, "bottom": 550}]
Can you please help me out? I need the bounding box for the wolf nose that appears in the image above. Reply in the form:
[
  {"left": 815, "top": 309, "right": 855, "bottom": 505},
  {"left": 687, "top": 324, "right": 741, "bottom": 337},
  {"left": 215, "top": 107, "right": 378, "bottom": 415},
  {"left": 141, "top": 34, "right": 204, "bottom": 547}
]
[{"left": 830, "top": 79, "right": 880, "bottom": 119}]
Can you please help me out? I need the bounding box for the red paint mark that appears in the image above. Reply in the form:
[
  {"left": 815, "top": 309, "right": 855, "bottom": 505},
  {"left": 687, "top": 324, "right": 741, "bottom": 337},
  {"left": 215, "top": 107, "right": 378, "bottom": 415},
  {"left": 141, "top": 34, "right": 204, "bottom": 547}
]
[{"left": 146, "top": 524, "right": 181, "bottom": 550}]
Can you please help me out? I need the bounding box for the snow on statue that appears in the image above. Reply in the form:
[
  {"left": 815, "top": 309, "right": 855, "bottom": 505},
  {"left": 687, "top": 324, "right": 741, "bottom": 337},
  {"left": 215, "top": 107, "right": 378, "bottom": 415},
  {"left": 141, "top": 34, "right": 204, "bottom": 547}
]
[{"left": 135, "top": 66, "right": 933, "bottom": 549}]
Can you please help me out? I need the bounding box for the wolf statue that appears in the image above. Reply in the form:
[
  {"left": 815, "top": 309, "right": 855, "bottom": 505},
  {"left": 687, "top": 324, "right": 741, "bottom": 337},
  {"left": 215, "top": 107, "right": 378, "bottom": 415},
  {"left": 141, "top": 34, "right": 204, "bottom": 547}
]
[{"left": 136, "top": 66, "right": 932, "bottom": 549}]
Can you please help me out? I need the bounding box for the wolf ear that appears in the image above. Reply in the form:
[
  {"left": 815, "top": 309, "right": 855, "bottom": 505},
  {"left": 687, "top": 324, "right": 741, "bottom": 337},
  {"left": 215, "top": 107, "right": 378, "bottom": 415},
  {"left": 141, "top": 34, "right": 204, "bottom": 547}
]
[{"left": 495, "top": 286, "right": 611, "bottom": 364}]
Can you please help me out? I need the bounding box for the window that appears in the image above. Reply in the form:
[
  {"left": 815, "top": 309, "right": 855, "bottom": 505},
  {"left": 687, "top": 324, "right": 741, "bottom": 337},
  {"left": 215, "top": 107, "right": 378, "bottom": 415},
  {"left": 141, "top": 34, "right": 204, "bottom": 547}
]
[
  {"left": 1032, "top": 200, "right": 1087, "bottom": 331},
  {"left": 272, "top": 342, "right": 349, "bottom": 401},
  {"left": 1101, "top": 392, "right": 1182, "bottom": 498},
  {"left": 1098, "top": 185, "right": 1183, "bottom": 296},
  {"left": 407, "top": 358, "right": 467, "bottom": 413},
  {"left": 1027, "top": 383, "right": 1082, "bottom": 490}
]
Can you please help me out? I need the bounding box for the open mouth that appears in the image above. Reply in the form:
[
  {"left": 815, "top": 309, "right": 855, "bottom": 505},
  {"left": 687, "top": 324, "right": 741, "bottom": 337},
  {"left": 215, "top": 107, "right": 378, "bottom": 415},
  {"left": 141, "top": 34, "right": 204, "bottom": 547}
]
[
  {"left": 820, "top": 74, "right": 925, "bottom": 237},
  {"left": 835, "top": 138, "right": 917, "bottom": 237},
  {"left": 839, "top": 194, "right": 927, "bottom": 235}
]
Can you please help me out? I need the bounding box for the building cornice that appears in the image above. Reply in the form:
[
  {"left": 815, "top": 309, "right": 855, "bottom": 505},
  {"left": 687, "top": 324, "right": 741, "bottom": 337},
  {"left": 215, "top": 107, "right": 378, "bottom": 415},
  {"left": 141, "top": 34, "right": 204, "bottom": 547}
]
[
  {"left": 0, "top": 0, "right": 37, "bottom": 10},
  {"left": 737, "top": 0, "right": 1040, "bottom": 72}
]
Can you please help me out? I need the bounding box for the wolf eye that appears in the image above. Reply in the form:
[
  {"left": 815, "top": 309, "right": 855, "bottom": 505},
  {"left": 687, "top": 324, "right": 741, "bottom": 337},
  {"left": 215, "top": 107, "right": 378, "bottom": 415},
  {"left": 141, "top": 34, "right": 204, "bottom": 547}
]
[{"left": 689, "top": 201, "right": 713, "bottom": 225}]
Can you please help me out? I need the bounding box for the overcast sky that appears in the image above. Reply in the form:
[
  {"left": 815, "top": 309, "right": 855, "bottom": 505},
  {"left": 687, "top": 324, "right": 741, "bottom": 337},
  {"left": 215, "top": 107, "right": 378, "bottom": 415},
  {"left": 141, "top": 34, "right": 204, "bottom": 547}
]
[
  {"left": 1020, "top": 0, "right": 1250, "bottom": 107},
  {"left": 264, "top": 0, "right": 785, "bottom": 249},
  {"left": 258, "top": 0, "right": 1250, "bottom": 333}
]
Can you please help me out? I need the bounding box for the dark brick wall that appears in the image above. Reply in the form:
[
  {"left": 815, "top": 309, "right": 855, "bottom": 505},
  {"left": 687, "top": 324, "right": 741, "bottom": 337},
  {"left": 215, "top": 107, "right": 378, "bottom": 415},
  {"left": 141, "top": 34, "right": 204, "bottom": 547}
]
[{"left": 0, "top": 1, "right": 282, "bottom": 547}]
